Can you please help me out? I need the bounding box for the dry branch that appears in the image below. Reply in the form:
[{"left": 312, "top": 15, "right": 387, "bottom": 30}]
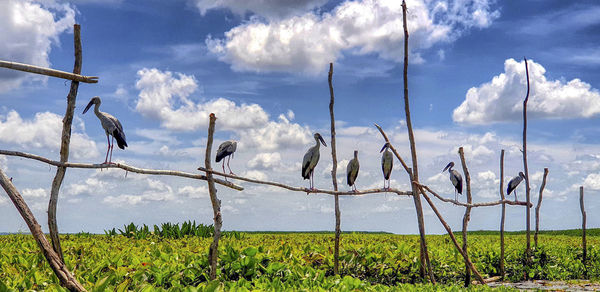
[
  {"left": 205, "top": 113, "right": 222, "bottom": 280},
  {"left": 458, "top": 147, "right": 472, "bottom": 286},
  {"left": 418, "top": 183, "right": 532, "bottom": 208},
  {"left": 534, "top": 168, "right": 549, "bottom": 248},
  {"left": 400, "top": 1, "right": 434, "bottom": 281},
  {"left": 328, "top": 63, "right": 342, "bottom": 275},
  {"left": 0, "top": 169, "right": 86, "bottom": 291},
  {"left": 499, "top": 150, "right": 506, "bottom": 278},
  {"left": 0, "top": 150, "right": 242, "bottom": 191},
  {"left": 580, "top": 186, "right": 587, "bottom": 276},
  {"left": 48, "top": 24, "right": 82, "bottom": 263},
  {"left": 0, "top": 60, "right": 98, "bottom": 83},
  {"left": 522, "top": 57, "right": 532, "bottom": 255}
]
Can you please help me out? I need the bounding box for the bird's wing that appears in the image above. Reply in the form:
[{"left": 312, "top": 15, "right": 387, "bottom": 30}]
[
  {"left": 105, "top": 113, "right": 126, "bottom": 139},
  {"left": 302, "top": 148, "right": 314, "bottom": 179}
]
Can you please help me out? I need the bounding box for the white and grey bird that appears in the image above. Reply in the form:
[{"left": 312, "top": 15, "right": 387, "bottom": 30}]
[
  {"left": 507, "top": 172, "right": 526, "bottom": 201},
  {"left": 380, "top": 142, "right": 393, "bottom": 189},
  {"left": 302, "top": 133, "right": 327, "bottom": 190},
  {"left": 442, "top": 162, "right": 462, "bottom": 201},
  {"left": 216, "top": 140, "right": 237, "bottom": 174},
  {"left": 83, "top": 96, "right": 127, "bottom": 164},
  {"left": 346, "top": 150, "right": 360, "bottom": 192}
]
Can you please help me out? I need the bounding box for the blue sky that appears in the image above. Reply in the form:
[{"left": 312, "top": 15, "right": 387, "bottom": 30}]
[{"left": 0, "top": 0, "right": 599, "bottom": 234}]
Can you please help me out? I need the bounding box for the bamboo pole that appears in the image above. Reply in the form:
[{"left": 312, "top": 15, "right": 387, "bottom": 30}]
[
  {"left": 499, "top": 150, "right": 506, "bottom": 279},
  {"left": 0, "top": 169, "right": 86, "bottom": 291},
  {"left": 327, "top": 63, "right": 342, "bottom": 275},
  {"left": 401, "top": 1, "right": 434, "bottom": 282},
  {"left": 205, "top": 113, "right": 221, "bottom": 280},
  {"left": 580, "top": 186, "right": 587, "bottom": 277},
  {"left": 0, "top": 150, "right": 243, "bottom": 191},
  {"left": 0, "top": 60, "right": 98, "bottom": 83},
  {"left": 48, "top": 24, "right": 83, "bottom": 263},
  {"left": 522, "top": 57, "right": 532, "bottom": 258},
  {"left": 534, "top": 168, "right": 549, "bottom": 248},
  {"left": 458, "top": 147, "right": 472, "bottom": 286}
]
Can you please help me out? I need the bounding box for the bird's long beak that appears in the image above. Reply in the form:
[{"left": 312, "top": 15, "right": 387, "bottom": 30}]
[
  {"left": 380, "top": 143, "right": 388, "bottom": 153},
  {"left": 442, "top": 162, "right": 452, "bottom": 173},
  {"left": 319, "top": 135, "right": 327, "bottom": 147},
  {"left": 83, "top": 99, "right": 94, "bottom": 114}
]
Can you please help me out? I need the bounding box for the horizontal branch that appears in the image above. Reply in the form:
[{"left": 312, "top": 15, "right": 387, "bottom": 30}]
[
  {"left": 198, "top": 167, "right": 413, "bottom": 197},
  {"left": 0, "top": 150, "right": 242, "bottom": 191},
  {"left": 0, "top": 60, "right": 98, "bottom": 84},
  {"left": 417, "top": 183, "right": 532, "bottom": 208}
]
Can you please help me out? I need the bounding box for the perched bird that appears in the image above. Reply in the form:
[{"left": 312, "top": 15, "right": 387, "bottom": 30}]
[
  {"left": 346, "top": 150, "right": 360, "bottom": 192},
  {"left": 442, "top": 162, "right": 462, "bottom": 201},
  {"left": 380, "top": 142, "right": 393, "bottom": 189},
  {"left": 216, "top": 140, "right": 237, "bottom": 174},
  {"left": 507, "top": 172, "right": 526, "bottom": 201},
  {"left": 302, "top": 133, "right": 327, "bottom": 189},
  {"left": 83, "top": 96, "right": 127, "bottom": 164}
]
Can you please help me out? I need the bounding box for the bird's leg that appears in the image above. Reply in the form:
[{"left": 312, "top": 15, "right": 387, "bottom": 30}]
[
  {"left": 515, "top": 190, "right": 518, "bottom": 202},
  {"left": 227, "top": 156, "right": 234, "bottom": 175},
  {"left": 221, "top": 161, "right": 228, "bottom": 181},
  {"left": 108, "top": 136, "right": 115, "bottom": 164},
  {"left": 103, "top": 134, "right": 110, "bottom": 164}
]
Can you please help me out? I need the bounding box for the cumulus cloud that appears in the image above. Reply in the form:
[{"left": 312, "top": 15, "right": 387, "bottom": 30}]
[
  {"left": 191, "top": 0, "right": 327, "bottom": 19},
  {"left": 135, "top": 68, "right": 311, "bottom": 150},
  {"left": 0, "top": 0, "right": 75, "bottom": 92},
  {"left": 206, "top": 0, "right": 499, "bottom": 74},
  {"left": 453, "top": 58, "right": 600, "bottom": 124},
  {"left": 583, "top": 173, "right": 600, "bottom": 191},
  {"left": 247, "top": 152, "right": 281, "bottom": 169},
  {"left": 22, "top": 188, "right": 48, "bottom": 198},
  {"left": 0, "top": 110, "right": 99, "bottom": 159}
]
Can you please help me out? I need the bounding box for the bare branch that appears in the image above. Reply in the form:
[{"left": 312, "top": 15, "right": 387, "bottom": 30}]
[
  {"left": 417, "top": 183, "right": 532, "bottom": 208},
  {"left": 499, "top": 149, "right": 506, "bottom": 279},
  {"left": 522, "top": 57, "right": 532, "bottom": 254},
  {"left": 328, "top": 62, "right": 342, "bottom": 275},
  {"left": 580, "top": 186, "right": 587, "bottom": 276},
  {"left": 205, "top": 113, "right": 221, "bottom": 280},
  {"left": 534, "top": 168, "right": 549, "bottom": 248},
  {"left": 0, "top": 149, "right": 243, "bottom": 191},
  {"left": 458, "top": 147, "right": 473, "bottom": 286},
  {"left": 0, "top": 60, "right": 98, "bottom": 83}
]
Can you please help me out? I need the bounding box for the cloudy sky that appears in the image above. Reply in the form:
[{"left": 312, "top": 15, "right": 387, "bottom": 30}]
[{"left": 0, "top": 0, "right": 599, "bottom": 234}]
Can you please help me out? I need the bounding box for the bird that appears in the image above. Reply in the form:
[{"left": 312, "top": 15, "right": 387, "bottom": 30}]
[
  {"left": 442, "top": 162, "right": 462, "bottom": 201},
  {"left": 302, "top": 133, "right": 327, "bottom": 190},
  {"left": 507, "top": 172, "right": 526, "bottom": 201},
  {"left": 216, "top": 140, "right": 237, "bottom": 174},
  {"left": 346, "top": 150, "right": 360, "bottom": 192},
  {"left": 82, "top": 96, "right": 127, "bottom": 164},
  {"left": 380, "top": 142, "right": 393, "bottom": 189}
]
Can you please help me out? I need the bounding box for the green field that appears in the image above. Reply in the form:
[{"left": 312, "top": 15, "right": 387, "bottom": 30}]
[{"left": 0, "top": 230, "right": 598, "bottom": 291}]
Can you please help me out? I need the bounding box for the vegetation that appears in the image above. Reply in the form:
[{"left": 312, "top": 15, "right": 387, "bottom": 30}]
[{"left": 0, "top": 230, "right": 598, "bottom": 290}]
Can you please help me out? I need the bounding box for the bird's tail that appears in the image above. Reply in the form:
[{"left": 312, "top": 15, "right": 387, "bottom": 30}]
[{"left": 113, "top": 129, "right": 128, "bottom": 149}]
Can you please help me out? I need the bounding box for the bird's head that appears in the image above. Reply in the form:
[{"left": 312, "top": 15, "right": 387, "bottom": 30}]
[
  {"left": 354, "top": 150, "right": 358, "bottom": 158},
  {"left": 442, "top": 161, "right": 454, "bottom": 173},
  {"left": 83, "top": 96, "right": 101, "bottom": 114},
  {"left": 519, "top": 171, "right": 525, "bottom": 179},
  {"left": 380, "top": 142, "right": 391, "bottom": 153},
  {"left": 314, "top": 133, "right": 327, "bottom": 147}
]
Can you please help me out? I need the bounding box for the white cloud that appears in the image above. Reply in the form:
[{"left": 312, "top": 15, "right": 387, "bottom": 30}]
[
  {"left": 583, "top": 173, "right": 600, "bottom": 191},
  {"left": 0, "top": 0, "right": 75, "bottom": 92},
  {"left": 453, "top": 58, "right": 600, "bottom": 124},
  {"left": 21, "top": 187, "right": 47, "bottom": 198},
  {"left": 0, "top": 110, "right": 99, "bottom": 159},
  {"left": 177, "top": 185, "right": 208, "bottom": 199},
  {"left": 247, "top": 152, "right": 281, "bottom": 169},
  {"left": 191, "top": 0, "right": 327, "bottom": 19},
  {"left": 206, "top": 0, "right": 499, "bottom": 74}
]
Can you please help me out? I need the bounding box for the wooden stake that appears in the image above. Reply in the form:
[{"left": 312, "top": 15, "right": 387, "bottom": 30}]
[
  {"left": 499, "top": 150, "right": 506, "bottom": 279},
  {"left": 328, "top": 63, "right": 342, "bottom": 275},
  {"left": 534, "top": 168, "right": 549, "bottom": 248},
  {"left": 458, "top": 147, "right": 472, "bottom": 286},
  {"left": 580, "top": 186, "right": 587, "bottom": 277},
  {"left": 205, "top": 113, "right": 221, "bottom": 280},
  {"left": 0, "top": 60, "right": 98, "bottom": 83},
  {"left": 522, "top": 57, "right": 532, "bottom": 258}
]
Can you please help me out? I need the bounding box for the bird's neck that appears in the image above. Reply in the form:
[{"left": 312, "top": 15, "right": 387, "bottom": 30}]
[
  {"left": 314, "top": 138, "right": 320, "bottom": 148},
  {"left": 93, "top": 103, "right": 101, "bottom": 117}
]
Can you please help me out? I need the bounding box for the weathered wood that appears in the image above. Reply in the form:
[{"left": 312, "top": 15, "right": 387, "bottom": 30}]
[
  {"left": 328, "top": 63, "right": 342, "bottom": 275},
  {"left": 458, "top": 147, "right": 472, "bottom": 286},
  {"left": 0, "top": 60, "right": 98, "bottom": 83},
  {"left": 499, "top": 150, "right": 506, "bottom": 279},
  {"left": 48, "top": 24, "right": 82, "bottom": 263},
  {"left": 580, "top": 186, "right": 587, "bottom": 276},
  {"left": 417, "top": 185, "right": 486, "bottom": 284},
  {"left": 401, "top": 0, "right": 434, "bottom": 283},
  {"left": 534, "top": 168, "right": 549, "bottom": 248},
  {"left": 205, "top": 113, "right": 221, "bottom": 280},
  {"left": 418, "top": 183, "right": 532, "bottom": 208},
  {"left": 522, "top": 57, "right": 532, "bottom": 257},
  {"left": 0, "top": 149, "right": 243, "bottom": 191},
  {"left": 0, "top": 169, "right": 86, "bottom": 291}
]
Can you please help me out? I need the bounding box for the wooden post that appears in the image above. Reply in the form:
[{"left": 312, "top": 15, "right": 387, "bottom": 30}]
[
  {"left": 534, "top": 168, "right": 549, "bottom": 248},
  {"left": 522, "top": 57, "right": 532, "bottom": 259},
  {"left": 0, "top": 169, "right": 86, "bottom": 291},
  {"left": 205, "top": 113, "right": 222, "bottom": 280},
  {"left": 499, "top": 150, "right": 506, "bottom": 279},
  {"left": 327, "top": 63, "right": 342, "bottom": 275},
  {"left": 0, "top": 60, "right": 98, "bottom": 83},
  {"left": 48, "top": 24, "right": 83, "bottom": 262},
  {"left": 458, "top": 147, "right": 472, "bottom": 286},
  {"left": 401, "top": 1, "right": 434, "bottom": 283},
  {"left": 580, "top": 186, "right": 587, "bottom": 277}
]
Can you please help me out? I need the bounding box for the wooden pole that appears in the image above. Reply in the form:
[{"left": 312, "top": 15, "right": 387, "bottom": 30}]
[
  {"left": 534, "top": 168, "right": 549, "bottom": 248},
  {"left": 48, "top": 24, "right": 82, "bottom": 263},
  {"left": 580, "top": 186, "right": 587, "bottom": 277},
  {"left": 522, "top": 57, "right": 532, "bottom": 259},
  {"left": 205, "top": 113, "right": 222, "bottom": 280},
  {"left": 401, "top": 1, "right": 434, "bottom": 282},
  {"left": 327, "top": 63, "right": 342, "bottom": 275},
  {"left": 0, "top": 169, "right": 86, "bottom": 291},
  {"left": 458, "top": 147, "right": 472, "bottom": 286},
  {"left": 499, "top": 150, "right": 506, "bottom": 279},
  {"left": 0, "top": 60, "right": 98, "bottom": 83}
]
